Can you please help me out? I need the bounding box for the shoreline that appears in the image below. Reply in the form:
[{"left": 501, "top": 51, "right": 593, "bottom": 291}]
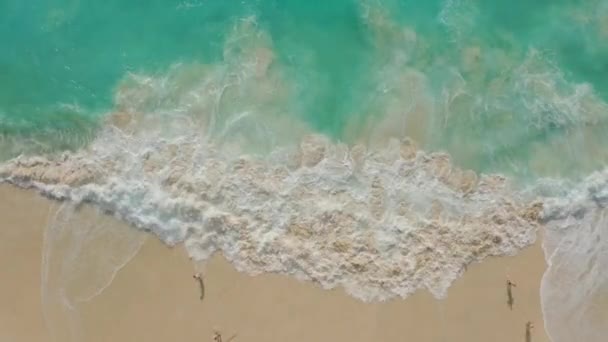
[{"left": 1, "top": 184, "right": 550, "bottom": 341}]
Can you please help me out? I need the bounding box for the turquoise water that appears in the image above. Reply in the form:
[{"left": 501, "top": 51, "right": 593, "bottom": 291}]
[{"left": 3, "top": 0, "right": 608, "bottom": 178}]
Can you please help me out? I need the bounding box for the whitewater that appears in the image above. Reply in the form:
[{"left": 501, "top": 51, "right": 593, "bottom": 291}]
[{"left": 2, "top": 1, "right": 608, "bottom": 341}]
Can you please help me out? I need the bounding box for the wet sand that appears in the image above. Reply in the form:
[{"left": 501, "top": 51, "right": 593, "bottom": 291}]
[{"left": 0, "top": 184, "right": 550, "bottom": 342}]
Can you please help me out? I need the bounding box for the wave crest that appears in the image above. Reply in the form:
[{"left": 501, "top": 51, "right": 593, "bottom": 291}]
[{"left": 0, "top": 119, "right": 542, "bottom": 300}]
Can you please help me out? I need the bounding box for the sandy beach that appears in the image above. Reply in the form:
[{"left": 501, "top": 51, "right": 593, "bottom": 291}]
[{"left": 0, "top": 184, "right": 549, "bottom": 342}]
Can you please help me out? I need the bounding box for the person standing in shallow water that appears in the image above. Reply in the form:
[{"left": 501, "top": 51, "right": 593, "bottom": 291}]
[{"left": 506, "top": 278, "right": 516, "bottom": 310}]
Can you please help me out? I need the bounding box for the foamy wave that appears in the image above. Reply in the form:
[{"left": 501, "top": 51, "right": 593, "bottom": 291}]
[{"left": 0, "top": 121, "right": 542, "bottom": 301}]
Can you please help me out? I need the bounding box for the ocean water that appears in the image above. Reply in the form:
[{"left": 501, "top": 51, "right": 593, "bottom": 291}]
[{"left": 1, "top": 0, "right": 608, "bottom": 340}]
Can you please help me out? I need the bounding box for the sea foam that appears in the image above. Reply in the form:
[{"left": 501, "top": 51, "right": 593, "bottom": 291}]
[{"left": 0, "top": 116, "right": 543, "bottom": 301}]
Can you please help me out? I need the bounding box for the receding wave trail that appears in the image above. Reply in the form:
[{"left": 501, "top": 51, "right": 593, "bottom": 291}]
[
  {"left": 1, "top": 0, "right": 608, "bottom": 341},
  {"left": 41, "top": 203, "right": 146, "bottom": 342}
]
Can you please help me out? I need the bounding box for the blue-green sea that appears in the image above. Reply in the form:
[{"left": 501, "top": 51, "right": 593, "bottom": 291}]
[
  {"left": 2, "top": 1, "right": 608, "bottom": 341},
  {"left": 3, "top": 0, "right": 608, "bottom": 178}
]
